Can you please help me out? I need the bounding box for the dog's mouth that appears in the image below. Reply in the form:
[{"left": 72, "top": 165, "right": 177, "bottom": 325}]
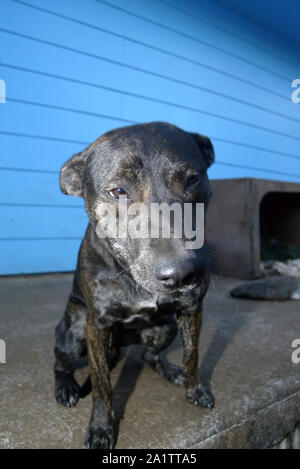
[
  {"left": 132, "top": 274, "right": 203, "bottom": 296},
  {"left": 161, "top": 279, "right": 203, "bottom": 295},
  {"left": 111, "top": 245, "right": 209, "bottom": 296}
]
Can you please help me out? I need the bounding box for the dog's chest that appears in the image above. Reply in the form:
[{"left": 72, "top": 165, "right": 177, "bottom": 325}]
[
  {"left": 97, "top": 296, "right": 176, "bottom": 328},
  {"left": 124, "top": 300, "right": 160, "bottom": 324}
]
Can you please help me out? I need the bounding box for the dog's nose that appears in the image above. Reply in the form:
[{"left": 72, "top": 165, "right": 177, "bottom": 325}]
[{"left": 155, "top": 258, "right": 197, "bottom": 288}]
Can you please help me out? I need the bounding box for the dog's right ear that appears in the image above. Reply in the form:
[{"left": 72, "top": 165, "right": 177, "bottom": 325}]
[
  {"left": 190, "top": 132, "right": 215, "bottom": 168},
  {"left": 60, "top": 149, "right": 88, "bottom": 197}
]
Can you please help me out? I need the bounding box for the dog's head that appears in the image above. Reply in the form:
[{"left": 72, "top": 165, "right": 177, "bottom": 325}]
[{"left": 60, "top": 122, "right": 214, "bottom": 294}]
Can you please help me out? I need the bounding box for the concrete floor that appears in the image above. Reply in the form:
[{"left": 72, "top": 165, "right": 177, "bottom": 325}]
[{"left": 0, "top": 274, "right": 299, "bottom": 449}]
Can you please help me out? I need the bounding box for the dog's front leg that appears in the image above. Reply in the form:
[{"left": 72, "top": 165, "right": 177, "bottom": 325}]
[
  {"left": 177, "top": 306, "right": 214, "bottom": 409},
  {"left": 85, "top": 312, "right": 116, "bottom": 449}
]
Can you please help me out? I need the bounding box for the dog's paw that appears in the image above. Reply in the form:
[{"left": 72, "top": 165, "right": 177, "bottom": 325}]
[
  {"left": 142, "top": 352, "right": 185, "bottom": 387},
  {"left": 165, "top": 364, "right": 186, "bottom": 387},
  {"left": 85, "top": 425, "right": 116, "bottom": 449},
  {"left": 55, "top": 373, "right": 80, "bottom": 408},
  {"left": 187, "top": 384, "right": 214, "bottom": 409}
]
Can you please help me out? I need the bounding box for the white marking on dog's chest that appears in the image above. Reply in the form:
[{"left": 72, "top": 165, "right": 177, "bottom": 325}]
[
  {"left": 122, "top": 300, "right": 158, "bottom": 324},
  {"left": 135, "top": 300, "right": 158, "bottom": 311},
  {"left": 122, "top": 314, "right": 147, "bottom": 324}
]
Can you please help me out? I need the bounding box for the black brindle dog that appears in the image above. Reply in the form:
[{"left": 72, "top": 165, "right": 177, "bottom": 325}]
[{"left": 54, "top": 122, "right": 215, "bottom": 449}]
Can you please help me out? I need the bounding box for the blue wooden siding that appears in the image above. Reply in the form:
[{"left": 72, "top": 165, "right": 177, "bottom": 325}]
[{"left": 0, "top": 0, "right": 299, "bottom": 274}]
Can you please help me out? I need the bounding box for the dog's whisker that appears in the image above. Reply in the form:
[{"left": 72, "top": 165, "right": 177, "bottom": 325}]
[
  {"left": 114, "top": 264, "right": 133, "bottom": 279},
  {"left": 136, "top": 283, "right": 143, "bottom": 299}
]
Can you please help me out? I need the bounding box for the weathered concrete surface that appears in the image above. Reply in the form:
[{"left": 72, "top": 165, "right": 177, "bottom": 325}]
[{"left": 0, "top": 274, "right": 299, "bottom": 449}]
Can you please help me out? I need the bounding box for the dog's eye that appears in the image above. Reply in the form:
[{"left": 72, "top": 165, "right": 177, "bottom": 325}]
[
  {"left": 185, "top": 173, "right": 200, "bottom": 189},
  {"left": 108, "top": 188, "right": 128, "bottom": 199}
]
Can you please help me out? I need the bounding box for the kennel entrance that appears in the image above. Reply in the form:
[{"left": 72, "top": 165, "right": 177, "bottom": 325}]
[
  {"left": 206, "top": 179, "right": 300, "bottom": 279},
  {"left": 260, "top": 192, "right": 300, "bottom": 262}
]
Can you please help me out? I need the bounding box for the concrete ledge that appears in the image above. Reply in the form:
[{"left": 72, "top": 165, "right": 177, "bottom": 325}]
[
  {"left": 0, "top": 274, "right": 299, "bottom": 449},
  {"left": 192, "top": 392, "right": 300, "bottom": 449}
]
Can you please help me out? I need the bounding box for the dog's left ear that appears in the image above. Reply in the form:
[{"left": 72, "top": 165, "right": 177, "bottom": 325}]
[
  {"left": 190, "top": 133, "right": 215, "bottom": 168},
  {"left": 60, "top": 148, "right": 90, "bottom": 197}
]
